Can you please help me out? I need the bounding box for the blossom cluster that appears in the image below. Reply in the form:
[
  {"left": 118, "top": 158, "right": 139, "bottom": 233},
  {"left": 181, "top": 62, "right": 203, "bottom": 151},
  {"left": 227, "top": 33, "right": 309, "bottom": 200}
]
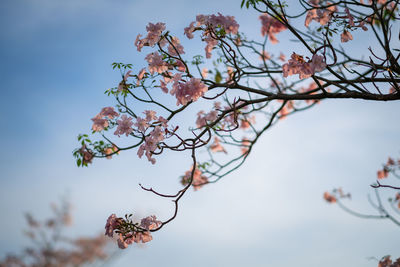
[
  {"left": 282, "top": 53, "right": 326, "bottom": 79},
  {"left": 135, "top": 22, "right": 166, "bottom": 52},
  {"left": 259, "top": 14, "right": 287, "bottom": 44},
  {"left": 184, "top": 13, "right": 239, "bottom": 58},
  {"left": 91, "top": 107, "right": 119, "bottom": 132},
  {"left": 196, "top": 102, "right": 221, "bottom": 128},
  {"left": 133, "top": 20, "right": 210, "bottom": 106},
  {"left": 181, "top": 167, "right": 209, "bottom": 191},
  {"left": 105, "top": 214, "right": 161, "bottom": 249},
  {"left": 377, "top": 157, "right": 400, "bottom": 179},
  {"left": 304, "top": 1, "right": 336, "bottom": 27},
  {"left": 136, "top": 111, "right": 169, "bottom": 164}
]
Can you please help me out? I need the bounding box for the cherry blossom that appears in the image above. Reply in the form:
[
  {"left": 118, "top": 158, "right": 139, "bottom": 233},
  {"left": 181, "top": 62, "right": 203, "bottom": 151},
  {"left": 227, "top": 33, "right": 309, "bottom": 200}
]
[
  {"left": 136, "top": 68, "right": 147, "bottom": 85},
  {"left": 170, "top": 77, "right": 208, "bottom": 105},
  {"left": 137, "top": 126, "right": 166, "bottom": 164},
  {"left": 259, "top": 14, "right": 287, "bottom": 44},
  {"left": 80, "top": 144, "right": 93, "bottom": 164},
  {"left": 145, "top": 52, "right": 169, "bottom": 75},
  {"left": 181, "top": 167, "right": 208, "bottom": 191},
  {"left": 117, "top": 234, "right": 129, "bottom": 249},
  {"left": 184, "top": 21, "right": 196, "bottom": 39},
  {"left": 100, "top": 107, "right": 119, "bottom": 119},
  {"left": 91, "top": 115, "right": 108, "bottom": 132},
  {"left": 167, "top": 36, "right": 185, "bottom": 56},
  {"left": 104, "top": 145, "right": 118, "bottom": 159},
  {"left": 140, "top": 215, "right": 162, "bottom": 230},
  {"left": 118, "top": 70, "right": 132, "bottom": 91},
  {"left": 135, "top": 22, "right": 166, "bottom": 51},
  {"left": 304, "top": 3, "right": 336, "bottom": 27},
  {"left": 114, "top": 115, "right": 134, "bottom": 137},
  {"left": 282, "top": 52, "right": 326, "bottom": 79},
  {"left": 105, "top": 214, "right": 119, "bottom": 238}
]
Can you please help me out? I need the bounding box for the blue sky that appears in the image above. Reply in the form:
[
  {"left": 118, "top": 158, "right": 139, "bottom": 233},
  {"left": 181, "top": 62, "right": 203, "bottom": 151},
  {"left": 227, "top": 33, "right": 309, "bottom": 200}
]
[{"left": 0, "top": 0, "right": 399, "bottom": 266}]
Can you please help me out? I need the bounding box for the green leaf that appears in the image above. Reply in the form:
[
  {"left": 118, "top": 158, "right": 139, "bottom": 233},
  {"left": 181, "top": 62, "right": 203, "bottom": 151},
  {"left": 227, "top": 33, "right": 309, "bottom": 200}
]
[{"left": 215, "top": 70, "right": 222, "bottom": 83}]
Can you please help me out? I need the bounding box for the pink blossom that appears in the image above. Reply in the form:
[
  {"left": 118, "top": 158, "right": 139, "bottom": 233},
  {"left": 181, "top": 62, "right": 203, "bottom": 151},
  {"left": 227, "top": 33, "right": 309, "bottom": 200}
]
[
  {"left": 196, "top": 14, "right": 207, "bottom": 25},
  {"left": 196, "top": 13, "right": 239, "bottom": 35},
  {"left": 136, "top": 68, "right": 147, "bottom": 85},
  {"left": 311, "top": 54, "right": 326, "bottom": 72},
  {"left": 137, "top": 68, "right": 146, "bottom": 80},
  {"left": 240, "top": 115, "right": 256, "bottom": 129},
  {"left": 100, "top": 107, "right": 119, "bottom": 119},
  {"left": 175, "top": 60, "right": 186, "bottom": 72},
  {"left": 170, "top": 77, "right": 208, "bottom": 106},
  {"left": 137, "top": 126, "right": 166, "bottom": 164},
  {"left": 181, "top": 167, "right": 208, "bottom": 191},
  {"left": 118, "top": 72, "right": 131, "bottom": 91},
  {"left": 134, "top": 116, "right": 149, "bottom": 132},
  {"left": 131, "top": 231, "right": 152, "bottom": 243},
  {"left": 201, "top": 68, "right": 208, "bottom": 78},
  {"left": 340, "top": 30, "right": 353, "bottom": 42},
  {"left": 160, "top": 80, "right": 169, "bottom": 93},
  {"left": 80, "top": 144, "right": 93, "bottom": 164},
  {"left": 134, "top": 22, "right": 166, "bottom": 51},
  {"left": 168, "top": 36, "right": 185, "bottom": 56},
  {"left": 282, "top": 53, "right": 310, "bottom": 78},
  {"left": 210, "top": 137, "right": 227, "bottom": 153},
  {"left": 305, "top": 4, "right": 336, "bottom": 27},
  {"left": 145, "top": 52, "right": 169, "bottom": 75},
  {"left": 146, "top": 22, "right": 166, "bottom": 46},
  {"left": 184, "top": 21, "right": 196, "bottom": 39},
  {"left": 140, "top": 215, "right": 162, "bottom": 230},
  {"left": 282, "top": 52, "right": 326, "bottom": 79},
  {"left": 104, "top": 145, "right": 118, "bottom": 159},
  {"left": 134, "top": 34, "right": 145, "bottom": 52},
  {"left": 123, "top": 70, "right": 132, "bottom": 82},
  {"left": 259, "top": 14, "right": 287, "bottom": 44},
  {"left": 117, "top": 234, "right": 128, "bottom": 249},
  {"left": 144, "top": 110, "right": 157, "bottom": 122},
  {"left": 208, "top": 13, "right": 239, "bottom": 34},
  {"left": 114, "top": 115, "right": 134, "bottom": 137},
  {"left": 157, "top": 116, "right": 168, "bottom": 127},
  {"left": 91, "top": 114, "right": 109, "bottom": 132},
  {"left": 204, "top": 36, "right": 218, "bottom": 58},
  {"left": 190, "top": 13, "right": 237, "bottom": 59},
  {"left": 105, "top": 214, "right": 119, "bottom": 238},
  {"left": 305, "top": 9, "right": 318, "bottom": 27}
]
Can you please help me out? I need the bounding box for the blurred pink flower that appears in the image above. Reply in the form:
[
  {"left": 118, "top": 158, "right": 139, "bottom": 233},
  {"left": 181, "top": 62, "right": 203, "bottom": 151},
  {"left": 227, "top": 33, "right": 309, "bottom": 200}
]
[{"left": 114, "top": 115, "right": 134, "bottom": 137}]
